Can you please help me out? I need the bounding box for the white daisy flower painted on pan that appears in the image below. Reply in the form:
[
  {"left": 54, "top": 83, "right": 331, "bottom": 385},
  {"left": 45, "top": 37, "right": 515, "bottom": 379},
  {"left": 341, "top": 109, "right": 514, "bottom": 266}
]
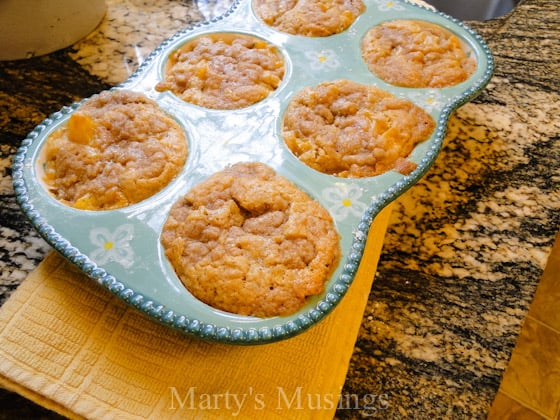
[
  {"left": 374, "top": 0, "right": 406, "bottom": 11},
  {"left": 323, "top": 183, "right": 368, "bottom": 221},
  {"left": 305, "top": 49, "right": 341, "bottom": 71},
  {"left": 89, "top": 224, "right": 135, "bottom": 269},
  {"left": 405, "top": 89, "right": 447, "bottom": 112}
]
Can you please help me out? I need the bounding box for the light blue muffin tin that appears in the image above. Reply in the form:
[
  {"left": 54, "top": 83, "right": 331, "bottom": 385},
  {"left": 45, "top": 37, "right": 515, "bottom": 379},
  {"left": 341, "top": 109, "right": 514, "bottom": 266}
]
[{"left": 13, "top": 0, "right": 493, "bottom": 344}]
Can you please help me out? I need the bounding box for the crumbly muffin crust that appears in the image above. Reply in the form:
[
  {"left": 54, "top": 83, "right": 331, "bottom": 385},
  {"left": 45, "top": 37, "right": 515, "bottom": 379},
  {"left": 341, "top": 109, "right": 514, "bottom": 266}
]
[
  {"left": 42, "top": 90, "right": 188, "bottom": 210},
  {"left": 156, "top": 33, "right": 285, "bottom": 110},
  {"left": 253, "top": 0, "right": 365, "bottom": 37},
  {"left": 161, "top": 162, "right": 341, "bottom": 318},
  {"left": 282, "top": 79, "right": 435, "bottom": 178},
  {"left": 362, "top": 19, "right": 477, "bottom": 88}
]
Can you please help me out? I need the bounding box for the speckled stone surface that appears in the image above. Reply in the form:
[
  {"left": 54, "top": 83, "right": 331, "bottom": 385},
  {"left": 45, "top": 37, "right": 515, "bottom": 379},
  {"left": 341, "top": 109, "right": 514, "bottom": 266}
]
[{"left": 0, "top": 0, "right": 558, "bottom": 418}]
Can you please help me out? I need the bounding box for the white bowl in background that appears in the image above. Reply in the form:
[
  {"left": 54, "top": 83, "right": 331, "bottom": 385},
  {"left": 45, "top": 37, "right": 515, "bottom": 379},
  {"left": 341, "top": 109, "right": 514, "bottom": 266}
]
[{"left": 0, "top": 0, "right": 106, "bottom": 60}]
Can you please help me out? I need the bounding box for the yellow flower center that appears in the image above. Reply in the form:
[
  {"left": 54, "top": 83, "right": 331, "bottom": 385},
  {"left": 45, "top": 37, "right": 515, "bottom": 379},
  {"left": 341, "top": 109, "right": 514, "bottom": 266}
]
[
  {"left": 342, "top": 198, "right": 352, "bottom": 207},
  {"left": 104, "top": 241, "right": 114, "bottom": 251},
  {"left": 318, "top": 55, "right": 327, "bottom": 62}
]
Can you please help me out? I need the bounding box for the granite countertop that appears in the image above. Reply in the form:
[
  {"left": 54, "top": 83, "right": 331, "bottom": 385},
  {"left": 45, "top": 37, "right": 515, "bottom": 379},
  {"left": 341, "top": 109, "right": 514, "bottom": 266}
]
[{"left": 1, "top": 0, "right": 558, "bottom": 418}]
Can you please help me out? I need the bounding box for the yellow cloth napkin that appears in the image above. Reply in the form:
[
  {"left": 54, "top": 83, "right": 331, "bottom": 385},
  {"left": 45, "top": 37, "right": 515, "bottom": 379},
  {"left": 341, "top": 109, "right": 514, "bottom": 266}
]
[{"left": 0, "top": 205, "right": 392, "bottom": 419}]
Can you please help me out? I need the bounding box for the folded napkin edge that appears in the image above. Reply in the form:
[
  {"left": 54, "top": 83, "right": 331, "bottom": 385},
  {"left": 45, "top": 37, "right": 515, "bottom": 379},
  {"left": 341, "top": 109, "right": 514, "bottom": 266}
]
[{"left": 0, "top": 372, "right": 86, "bottom": 420}]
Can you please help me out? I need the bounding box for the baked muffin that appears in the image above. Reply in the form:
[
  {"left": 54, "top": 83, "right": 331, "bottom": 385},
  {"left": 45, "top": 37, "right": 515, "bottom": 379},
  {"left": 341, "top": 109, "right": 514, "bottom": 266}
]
[
  {"left": 42, "top": 90, "right": 188, "bottom": 210},
  {"left": 253, "top": 0, "right": 365, "bottom": 37},
  {"left": 155, "top": 33, "right": 285, "bottom": 110},
  {"left": 161, "top": 162, "right": 341, "bottom": 318},
  {"left": 282, "top": 79, "right": 435, "bottom": 177},
  {"left": 362, "top": 19, "right": 477, "bottom": 88}
]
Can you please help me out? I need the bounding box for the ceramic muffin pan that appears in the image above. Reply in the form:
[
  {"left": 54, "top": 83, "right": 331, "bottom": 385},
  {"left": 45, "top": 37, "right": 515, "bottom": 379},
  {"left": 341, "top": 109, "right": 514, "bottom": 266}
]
[{"left": 13, "top": 0, "right": 493, "bottom": 344}]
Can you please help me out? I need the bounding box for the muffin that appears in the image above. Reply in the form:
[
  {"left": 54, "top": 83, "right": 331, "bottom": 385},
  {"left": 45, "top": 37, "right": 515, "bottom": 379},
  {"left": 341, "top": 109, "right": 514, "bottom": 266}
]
[
  {"left": 282, "top": 79, "right": 435, "bottom": 177},
  {"left": 362, "top": 19, "right": 477, "bottom": 88},
  {"left": 253, "top": 0, "right": 365, "bottom": 37},
  {"left": 42, "top": 90, "right": 188, "bottom": 210},
  {"left": 155, "top": 33, "right": 285, "bottom": 110},
  {"left": 161, "top": 162, "right": 341, "bottom": 318}
]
